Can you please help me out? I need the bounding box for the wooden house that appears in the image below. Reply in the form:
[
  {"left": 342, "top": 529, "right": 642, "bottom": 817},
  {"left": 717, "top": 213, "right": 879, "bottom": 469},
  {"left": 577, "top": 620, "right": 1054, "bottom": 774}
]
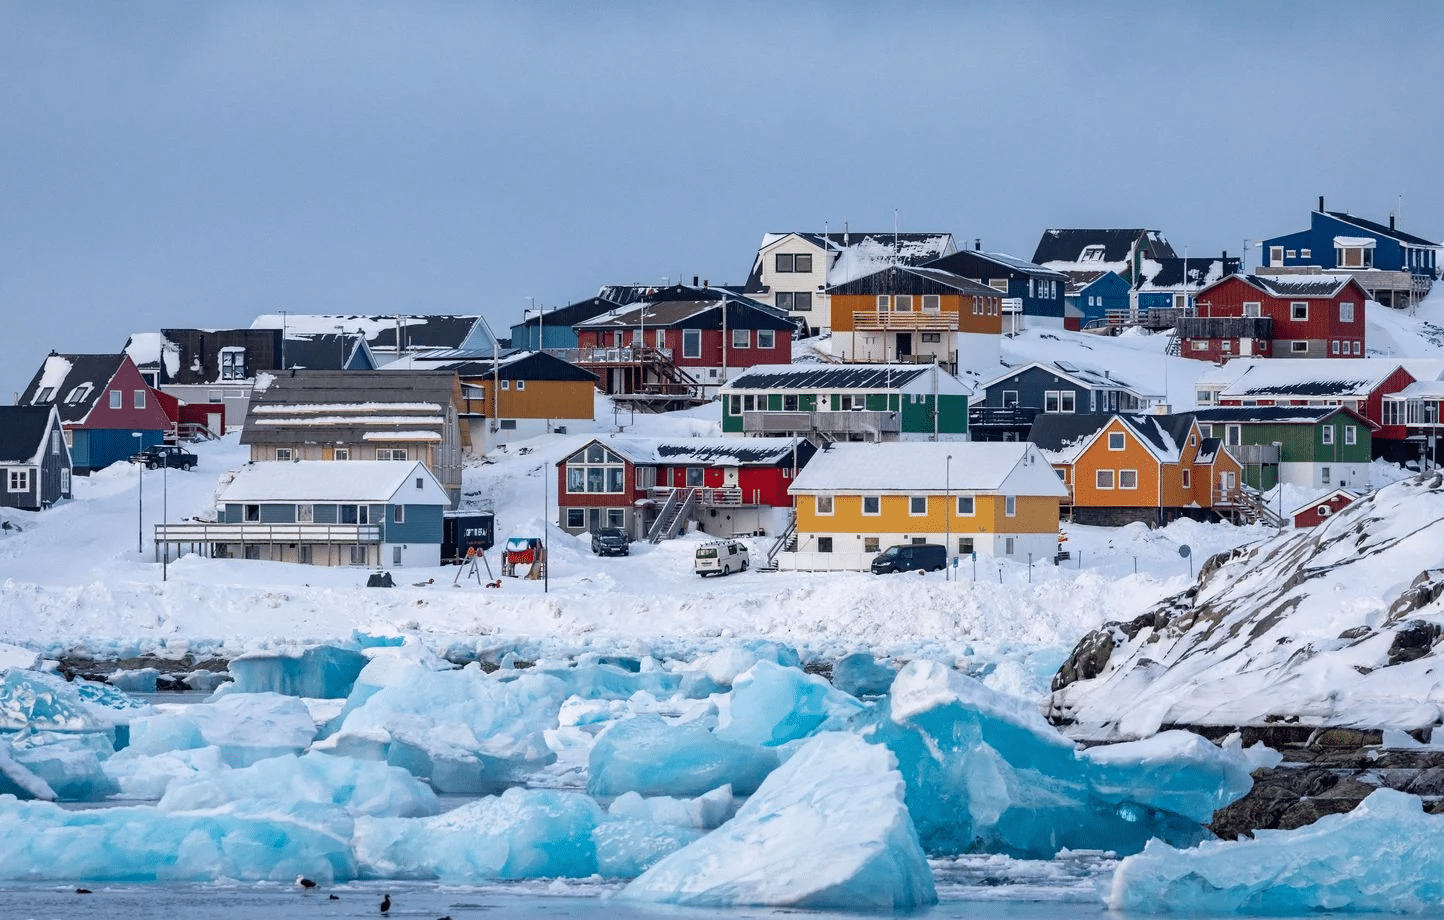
[
  {"left": 240, "top": 370, "right": 467, "bottom": 506},
  {"left": 1134, "top": 254, "right": 1239, "bottom": 314},
  {"left": 1382, "top": 378, "right": 1444, "bottom": 469},
  {"left": 970, "top": 361, "right": 1155, "bottom": 442},
  {"left": 1193, "top": 406, "right": 1372, "bottom": 492},
  {"left": 19, "top": 352, "right": 173, "bottom": 474},
  {"left": 1029, "top": 412, "right": 1246, "bottom": 526},
  {"left": 718, "top": 363, "right": 970, "bottom": 443},
  {"left": 0, "top": 406, "right": 72, "bottom": 510},
  {"left": 157, "top": 460, "right": 448, "bottom": 567},
  {"left": 251, "top": 313, "right": 479, "bottom": 365},
  {"left": 1290, "top": 488, "right": 1359, "bottom": 529},
  {"left": 507, "top": 296, "right": 622, "bottom": 352},
  {"left": 924, "top": 246, "right": 1069, "bottom": 329},
  {"left": 1066, "top": 270, "right": 1132, "bottom": 330},
  {"left": 780, "top": 441, "right": 1068, "bottom": 571},
  {"left": 1179, "top": 273, "right": 1369, "bottom": 361},
  {"left": 827, "top": 265, "right": 1004, "bottom": 376},
  {"left": 556, "top": 435, "right": 815, "bottom": 541}
]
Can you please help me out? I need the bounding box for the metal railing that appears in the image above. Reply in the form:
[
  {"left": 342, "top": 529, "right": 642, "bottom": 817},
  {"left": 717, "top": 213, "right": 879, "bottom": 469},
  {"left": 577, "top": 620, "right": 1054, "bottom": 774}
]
[
  {"left": 850, "top": 311, "right": 956, "bottom": 331},
  {"left": 741, "top": 410, "right": 900, "bottom": 437},
  {"left": 154, "top": 522, "right": 383, "bottom": 543},
  {"left": 549, "top": 345, "right": 675, "bottom": 365}
]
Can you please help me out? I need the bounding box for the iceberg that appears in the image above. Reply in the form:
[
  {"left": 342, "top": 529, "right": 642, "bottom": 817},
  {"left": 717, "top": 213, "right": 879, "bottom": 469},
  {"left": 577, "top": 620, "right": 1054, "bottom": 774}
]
[
  {"left": 226, "top": 645, "right": 369, "bottom": 699},
  {"left": 126, "top": 692, "right": 317, "bottom": 768},
  {"left": 4, "top": 731, "right": 118, "bottom": 801},
  {"left": 1108, "top": 789, "right": 1444, "bottom": 913},
  {"left": 0, "top": 668, "right": 113, "bottom": 732},
  {"left": 587, "top": 713, "right": 778, "bottom": 798},
  {"left": 1082, "top": 730, "right": 1256, "bottom": 824},
  {"left": 714, "top": 659, "right": 865, "bottom": 747},
  {"left": 157, "top": 752, "right": 439, "bottom": 818},
  {"left": 830, "top": 652, "right": 897, "bottom": 698},
  {"left": 679, "top": 641, "right": 802, "bottom": 698},
  {"left": 607, "top": 784, "right": 734, "bottom": 829},
  {"left": 619, "top": 731, "right": 936, "bottom": 910}
]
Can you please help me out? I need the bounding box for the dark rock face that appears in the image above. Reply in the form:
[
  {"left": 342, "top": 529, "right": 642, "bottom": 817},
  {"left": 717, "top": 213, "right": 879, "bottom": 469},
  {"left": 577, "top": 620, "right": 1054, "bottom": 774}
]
[{"left": 1387, "top": 619, "right": 1442, "bottom": 666}]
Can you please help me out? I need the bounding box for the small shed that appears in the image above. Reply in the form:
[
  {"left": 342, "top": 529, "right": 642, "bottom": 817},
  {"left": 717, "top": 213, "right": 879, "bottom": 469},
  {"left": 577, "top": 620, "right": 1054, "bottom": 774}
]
[{"left": 1290, "top": 488, "right": 1358, "bottom": 528}]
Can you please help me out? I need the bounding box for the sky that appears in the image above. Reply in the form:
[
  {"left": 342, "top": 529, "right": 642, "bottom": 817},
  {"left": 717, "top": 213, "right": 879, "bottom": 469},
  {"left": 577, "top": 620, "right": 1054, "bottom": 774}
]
[{"left": 4, "top": 1, "right": 1444, "bottom": 399}]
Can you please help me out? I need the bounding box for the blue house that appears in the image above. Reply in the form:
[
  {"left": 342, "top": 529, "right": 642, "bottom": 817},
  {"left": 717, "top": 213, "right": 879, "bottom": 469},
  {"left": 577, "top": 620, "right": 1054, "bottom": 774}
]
[
  {"left": 1261, "top": 197, "right": 1440, "bottom": 308},
  {"left": 1134, "top": 255, "right": 1241, "bottom": 313},
  {"left": 924, "top": 247, "right": 1069, "bottom": 328},
  {"left": 1067, "top": 271, "right": 1132, "bottom": 329},
  {"left": 506, "top": 296, "right": 623, "bottom": 353}
]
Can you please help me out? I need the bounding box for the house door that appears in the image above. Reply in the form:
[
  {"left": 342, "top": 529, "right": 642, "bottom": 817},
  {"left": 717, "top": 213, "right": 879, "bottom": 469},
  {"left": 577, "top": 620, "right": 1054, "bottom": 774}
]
[
  {"left": 723, "top": 467, "right": 739, "bottom": 488},
  {"left": 1219, "top": 471, "right": 1236, "bottom": 497},
  {"left": 588, "top": 508, "right": 602, "bottom": 532},
  {"left": 207, "top": 412, "right": 223, "bottom": 436},
  {"left": 896, "top": 333, "right": 912, "bottom": 359}
]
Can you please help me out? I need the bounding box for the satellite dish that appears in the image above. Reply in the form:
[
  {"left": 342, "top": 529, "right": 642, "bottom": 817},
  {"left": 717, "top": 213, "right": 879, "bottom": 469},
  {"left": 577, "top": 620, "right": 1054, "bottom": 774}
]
[{"left": 1178, "top": 544, "right": 1192, "bottom": 558}]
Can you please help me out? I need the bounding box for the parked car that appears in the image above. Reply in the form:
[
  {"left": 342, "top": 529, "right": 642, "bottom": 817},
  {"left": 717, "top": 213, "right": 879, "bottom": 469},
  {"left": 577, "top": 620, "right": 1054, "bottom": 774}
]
[
  {"left": 695, "top": 539, "right": 749, "bottom": 576},
  {"left": 591, "top": 527, "right": 631, "bottom": 556},
  {"left": 870, "top": 543, "right": 946, "bottom": 574},
  {"left": 129, "top": 444, "right": 197, "bottom": 470}
]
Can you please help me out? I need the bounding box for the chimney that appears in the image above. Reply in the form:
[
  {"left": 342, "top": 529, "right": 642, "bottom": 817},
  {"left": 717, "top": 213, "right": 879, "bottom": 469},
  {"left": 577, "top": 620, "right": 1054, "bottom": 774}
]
[
  {"left": 1318, "top": 195, "right": 1325, "bottom": 212},
  {"left": 692, "top": 275, "right": 698, "bottom": 287},
  {"left": 975, "top": 238, "right": 982, "bottom": 251},
  {"left": 703, "top": 279, "right": 709, "bottom": 289},
  {"left": 1391, "top": 213, "right": 1396, "bottom": 231}
]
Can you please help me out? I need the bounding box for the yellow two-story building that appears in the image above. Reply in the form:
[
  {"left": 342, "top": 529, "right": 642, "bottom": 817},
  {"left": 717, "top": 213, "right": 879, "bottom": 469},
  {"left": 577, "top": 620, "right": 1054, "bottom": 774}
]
[{"left": 780, "top": 441, "right": 1068, "bottom": 571}]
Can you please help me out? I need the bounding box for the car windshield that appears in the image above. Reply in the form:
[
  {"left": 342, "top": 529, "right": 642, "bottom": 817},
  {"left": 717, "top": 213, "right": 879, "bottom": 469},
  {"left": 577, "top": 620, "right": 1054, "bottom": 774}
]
[
  {"left": 879, "top": 547, "right": 899, "bottom": 558},
  {"left": 696, "top": 547, "right": 717, "bottom": 559}
]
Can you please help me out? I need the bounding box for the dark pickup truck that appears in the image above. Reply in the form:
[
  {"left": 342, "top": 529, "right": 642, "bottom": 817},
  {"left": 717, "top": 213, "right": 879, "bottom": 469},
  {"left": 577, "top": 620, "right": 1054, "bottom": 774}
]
[{"left": 130, "top": 444, "right": 197, "bottom": 470}]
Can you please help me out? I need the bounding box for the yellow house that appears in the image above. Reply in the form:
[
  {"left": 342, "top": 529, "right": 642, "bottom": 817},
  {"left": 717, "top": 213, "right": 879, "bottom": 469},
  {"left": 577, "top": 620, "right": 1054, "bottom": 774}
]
[{"left": 780, "top": 441, "right": 1068, "bottom": 571}]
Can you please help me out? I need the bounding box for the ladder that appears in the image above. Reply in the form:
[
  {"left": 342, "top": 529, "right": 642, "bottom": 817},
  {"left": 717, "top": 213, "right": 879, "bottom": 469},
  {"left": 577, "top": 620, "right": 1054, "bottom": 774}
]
[
  {"left": 762, "top": 512, "right": 797, "bottom": 571},
  {"left": 647, "top": 488, "right": 696, "bottom": 543}
]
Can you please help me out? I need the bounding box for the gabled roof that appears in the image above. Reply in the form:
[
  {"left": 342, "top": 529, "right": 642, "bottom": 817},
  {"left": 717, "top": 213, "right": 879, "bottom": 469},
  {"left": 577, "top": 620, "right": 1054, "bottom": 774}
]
[
  {"left": 0, "top": 406, "right": 60, "bottom": 465},
  {"left": 719, "top": 363, "right": 957, "bottom": 393},
  {"left": 1135, "top": 256, "right": 1240, "bottom": 292},
  {"left": 788, "top": 441, "right": 1068, "bottom": 497},
  {"left": 978, "top": 360, "right": 1149, "bottom": 396},
  {"left": 826, "top": 264, "right": 1002, "bottom": 297},
  {"left": 744, "top": 231, "right": 957, "bottom": 291},
  {"left": 280, "top": 333, "right": 373, "bottom": 371},
  {"left": 1204, "top": 273, "right": 1361, "bottom": 299},
  {"left": 1029, "top": 412, "right": 1198, "bottom": 465},
  {"left": 513, "top": 297, "right": 625, "bottom": 333},
  {"left": 1216, "top": 359, "right": 1408, "bottom": 399},
  {"left": 240, "top": 370, "right": 458, "bottom": 447},
  {"left": 575, "top": 291, "right": 795, "bottom": 332},
  {"left": 251, "top": 314, "right": 478, "bottom": 351},
  {"left": 218, "top": 460, "right": 447, "bottom": 504},
  {"left": 1323, "top": 211, "right": 1440, "bottom": 249},
  {"left": 1031, "top": 230, "right": 1176, "bottom": 270},
  {"left": 923, "top": 249, "right": 1068, "bottom": 281},
  {"left": 19, "top": 353, "right": 129, "bottom": 424},
  {"left": 1288, "top": 487, "right": 1359, "bottom": 518},
  {"left": 390, "top": 350, "right": 598, "bottom": 383},
  {"left": 575, "top": 435, "right": 811, "bottom": 467},
  {"left": 1192, "top": 405, "right": 1372, "bottom": 426}
]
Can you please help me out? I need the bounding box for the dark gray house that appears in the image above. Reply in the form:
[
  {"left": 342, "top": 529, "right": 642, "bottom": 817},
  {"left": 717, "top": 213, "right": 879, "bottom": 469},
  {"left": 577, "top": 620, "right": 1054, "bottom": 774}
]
[
  {"left": 970, "top": 360, "right": 1156, "bottom": 442},
  {"left": 0, "top": 406, "right": 72, "bottom": 510}
]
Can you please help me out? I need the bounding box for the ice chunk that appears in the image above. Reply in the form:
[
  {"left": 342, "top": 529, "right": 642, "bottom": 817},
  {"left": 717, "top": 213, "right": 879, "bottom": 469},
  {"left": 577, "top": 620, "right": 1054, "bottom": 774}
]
[
  {"left": 354, "top": 787, "right": 604, "bottom": 880},
  {"left": 0, "top": 741, "right": 56, "bottom": 800},
  {"left": 126, "top": 692, "right": 316, "bottom": 767},
  {"left": 6, "top": 732, "right": 118, "bottom": 801},
  {"left": 593, "top": 818, "right": 703, "bottom": 878},
  {"left": 1082, "top": 731, "right": 1255, "bottom": 824},
  {"left": 715, "top": 660, "right": 865, "bottom": 747},
  {"left": 102, "top": 745, "right": 227, "bottom": 800},
  {"left": 226, "top": 645, "right": 369, "bottom": 699},
  {"left": 158, "top": 752, "right": 438, "bottom": 818},
  {"left": 0, "top": 797, "right": 357, "bottom": 882},
  {"left": 831, "top": 652, "right": 897, "bottom": 697},
  {"left": 531, "top": 661, "right": 682, "bottom": 701},
  {"left": 107, "top": 668, "right": 159, "bottom": 693},
  {"left": 0, "top": 669, "right": 108, "bottom": 732},
  {"left": 607, "top": 784, "right": 734, "bottom": 830},
  {"left": 317, "top": 662, "right": 564, "bottom": 794},
  {"left": 680, "top": 641, "right": 803, "bottom": 697},
  {"left": 0, "top": 644, "right": 38, "bottom": 672},
  {"left": 587, "top": 714, "right": 778, "bottom": 798},
  {"left": 1108, "top": 789, "right": 1444, "bottom": 913},
  {"left": 620, "top": 732, "right": 936, "bottom": 910}
]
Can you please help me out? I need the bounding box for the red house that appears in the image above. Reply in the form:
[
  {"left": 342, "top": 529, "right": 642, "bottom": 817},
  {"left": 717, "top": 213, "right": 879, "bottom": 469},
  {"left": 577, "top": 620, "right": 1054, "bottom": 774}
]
[
  {"left": 556, "top": 435, "right": 816, "bottom": 542},
  {"left": 1179, "top": 274, "right": 1369, "bottom": 362},
  {"left": 18, "top": 352, "right": 174, "bottom": 474},
  {"left": 1290, "top": 488, "right": 1358, "bottom": 528},
  {"left": 572, "top": 285, "right": 796, "bottom": 403}
]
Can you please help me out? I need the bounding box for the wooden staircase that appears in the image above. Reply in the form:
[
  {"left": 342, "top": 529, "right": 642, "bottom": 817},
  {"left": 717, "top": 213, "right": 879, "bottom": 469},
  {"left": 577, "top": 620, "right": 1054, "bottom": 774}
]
[{"left": 646, "top": 488, "right": 696, "bottom": 543}]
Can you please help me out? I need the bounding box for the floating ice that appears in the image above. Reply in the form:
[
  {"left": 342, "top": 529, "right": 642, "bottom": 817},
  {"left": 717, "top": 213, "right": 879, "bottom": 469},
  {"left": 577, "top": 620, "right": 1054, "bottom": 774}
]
[
  {"left": 619, "top": 732, "right": 936, "bottom": 910},
  {"left": 317, "top": 661, "right": 564, "bottom": 794},
  {"left": 107, "top": 667, "right": 159, "bottom": 693},
  {"left": 1082, "top": 731, "right": 1256, "bottom": 824},
  {"left": 227, "top": 645, "right": 369, "bottom": 698},
  {"left": 0, "top": 669, "right": 110, "bottom": 732},
  {"left": 831, "top": 652, "right": 897, "bottom": 698},
  {"left": 102, "top": 745, "right": 227, "bottom": 800},
  {"left": 4, "top": 731, "right": 117, "bottom": 801},
  {"left": 0, "top": 741, "right": 55, "bottom": 800},
  {"left": 587, "top": 713, "right": 779, "bottom": 798},
  {"left": 1108, "top": 789, "right": 1444, "bottom": 913},
  {"left": 531, "top": 660, "right": 681, "bottom": 701},
  {"left": 607, "top": 784, "right": 734, "bottom": 829},
  {"left": 714, "top": 660, "right": 865, "bottom": 747},
  {"left": 126, "top": 692, "right": 317, "bottom": 767},
  {"left": 158, "top": 752, "right": 439, "bottom": 818},
  {"left": 680, "top": 641, "right": 802, "bottom": 698},
  {"left": 354, "top": 787, "right": 604, "bottom": 880}
]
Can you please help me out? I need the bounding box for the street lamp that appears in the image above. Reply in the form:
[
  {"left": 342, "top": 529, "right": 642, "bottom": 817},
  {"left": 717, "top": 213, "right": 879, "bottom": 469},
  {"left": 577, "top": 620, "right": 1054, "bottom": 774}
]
[
  {"left": 162, "top": 451, "right": 169, "bottom": 582},
  {"left": 1272, "top": 441, "right": 1284, "bottom": 527},
  {"left": 132, "top": 432, "right": 143, "bottom": 554},
  {"left": 542, "top": 453, "right": 549, "bottom": 594},
  {"left": 945, "top": 454, "right": 953, "bottom": 579}
]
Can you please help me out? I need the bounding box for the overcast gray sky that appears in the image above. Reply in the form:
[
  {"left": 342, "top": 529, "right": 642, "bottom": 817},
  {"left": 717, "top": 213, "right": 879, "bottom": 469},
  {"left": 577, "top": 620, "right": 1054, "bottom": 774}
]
[{"left": 4, "top": 1, "right": 1442, "bottom": 398}]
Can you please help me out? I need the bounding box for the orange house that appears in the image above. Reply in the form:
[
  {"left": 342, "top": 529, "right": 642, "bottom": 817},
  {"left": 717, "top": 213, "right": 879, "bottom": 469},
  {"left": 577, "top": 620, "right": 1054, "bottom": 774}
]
[{"left": 1029, "top": 412, "right": 1244, "bottom": 526}]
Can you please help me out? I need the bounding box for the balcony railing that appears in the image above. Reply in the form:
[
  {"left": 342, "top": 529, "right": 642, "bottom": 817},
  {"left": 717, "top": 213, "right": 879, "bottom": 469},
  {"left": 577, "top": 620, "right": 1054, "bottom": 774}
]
[
  {"left": 968, "top": 406, "right": 1040, "bottom": 428},
  {"left": 850, "top": 311, "right": 954, "bottom": 331},
  {"left": 647, "top": 486, "right": 747, "bottom": 507},
  {"left": 1225, "top": 443, "right": 1280, "bottom": 465},
  {"left": 741, "top": 410, "right": 900, "bottom": 437},
  {"left": 154, "top": 522, "right": 383, "bottom": 543},
  {"left": 549, "top": 346, "right": 674, "bottom": 366},
  {"left": 1176, "top": 316, "right": 1274, "bottom": 340}
]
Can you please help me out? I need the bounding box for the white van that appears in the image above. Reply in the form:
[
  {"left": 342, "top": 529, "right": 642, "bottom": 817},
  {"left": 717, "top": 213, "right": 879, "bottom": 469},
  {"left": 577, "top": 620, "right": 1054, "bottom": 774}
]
[{"left": 695, "top": 539, "right": 750, "bottom": 576}]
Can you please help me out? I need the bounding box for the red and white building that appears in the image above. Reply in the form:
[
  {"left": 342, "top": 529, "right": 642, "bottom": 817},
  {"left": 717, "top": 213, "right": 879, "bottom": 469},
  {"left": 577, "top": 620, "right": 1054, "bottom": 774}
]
[{"left": 1178, "top": 274, "right": 1369, "bottom": 362}]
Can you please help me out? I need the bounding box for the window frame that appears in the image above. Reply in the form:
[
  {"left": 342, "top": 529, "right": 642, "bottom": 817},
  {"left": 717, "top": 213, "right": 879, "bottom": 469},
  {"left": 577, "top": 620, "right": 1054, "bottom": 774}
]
[
  {"left": 682, "top": 329, "right": 701, "bottom": 359},
  {"left": 1096, "top": 469, "right": 1115, "bottom": 490},
  {"left": 815, "top": 494, "right": 834, "bottom": 515},
  {"left": 1107, "top": 432, "right": 1126, "bottom": 451},
  {"left": 861, "top": 495, "right": 881, "bottom": 516},
  {"left": 7, "top": 468, "right": 30, "bottom": 493},
  {"left": 1291, "top": 301, "right": 1308, "bottom": 321},
  {"left": 1118, "top": 469, "right": 1139, "bottom": 490},
  {"left": 956, "top": 495, "right": 975, "bottom": 516},
  {"left": 909, "top": 495, "right": 928, "bottom": 516},
  {"left": 757, "top": 329, "right": 776, "bottom": 349}
]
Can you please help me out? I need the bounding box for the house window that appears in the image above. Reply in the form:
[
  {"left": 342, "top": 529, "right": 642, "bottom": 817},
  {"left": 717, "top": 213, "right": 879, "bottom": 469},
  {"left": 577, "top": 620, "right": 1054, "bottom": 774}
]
[
  {"left": 1352, "top": 341, "right": 1362, "bottom": 355},
  {"left": 1096, "top": 470, "right": 1115, "bottom": 489},
  {"left": 501, "top": 380, "right": 510, "bottom": 390},
  {"left": 894, "top": 295, "right": 913, "bottom": 312},
  {"left": 686, "top": 467, "right": 704, "bottom": 487},
  {"left": 1191, "top": 341, "right": 1209, "bottom": 351},
  {"left": 376, "top": 448, "right": 408, "bottom": 461},
  {"left": 1322, "top": 425, "right": 1335, "bottom": 445},
  {"left": 566, "top": 444, "right": 626, "bottom": 493},
  {"left": 1301, "top": 249, "right": 1311, "bottom": 259},
  {"left": 349, "top": 545, "right": 368, "bottom": 565},
  {"left": 862, "top": 496, "right": 881, "bottom": 515},
  {"left": 777, "top": 291, "right": 813, "bottom": 312},
  {"left": 922, "top": 295, "right": 940, "bottom": 312},
  {"left": 1060, "top": 391, "right": 1076, "bottom": 413},
  {"left": 133, "top": 389, "right": 146, "bottom": 409},
  {"left": 816, "top": 495, "right": 834, "bottom": 515},
  {"left": 499, "top": 420, "right": 517, "bottom": 430},
  {"left": 990, "top": 279, "right": 1009, "bottom": 293},
  {"left": 909, "top": 496, "right": 927, "bottom": 515},
  {"left": 35, "top": 387, "right": 55, "bottom": 403},
  {"left": 515, "top": 380, "right": 525, "bottom": 391},
  {"left": 1286, "top": 249, "right": 1297, "bottom": 259},
  {"left": 1340, "top": 302, "right": 1355, "bottom": 323},
  {"left": 817, "top": 536, "right": 833, "bottom": 553},
  {"left": 567, "top": 508, "right": 585, "bottom": 528},
  {"left": 1332, "top": 340, "right": 1341, "bottom": 355},
  {"left": 276, "top": 448, "right": 292, "bottom": 461},
  {"left": 1182, "top": 469, "right": 1191, "bottom": 488},
  {"left": 297, "top": 503, "right": 313, "bottom": 522},
  {"left": 956, "top": 495, "right": 975, "bottom": 515},
  {"left": 1337, "top": 246, "right": 1373, "bottom": 269},
  {"left": 958, "top": 537, "right": 974, "bottom": 554},
  {"left": 244, "top": 504, "right": 260, "bottom": 522},
  {"left": 758, "top": 330, "right": 776, "bottom": 349},
  {"left": 1107, "top": 432, "right": 1125, "bottom": 450},
  {"left": 1189, "top": 434, "right": 1197, "bottom": 447},
  {"left": 1322, "top": 465, "right": 1332, "bottom": 484},
  {"left": 394, "top": 505, "right": 405, "bottom": 524},
  {"left": 1243, "top": 301, "right": 1261, "bottom": 318},
  {"left": 783, "top": 394, "right": 799, "bottom": 411},
  {"left": 635, "top": 466, "right": 656, "bottom": 490},
  {"left": 50, "top": 431, "right": 60, "bottom": 455},
  {"left": 775, "top": 253, "right": 812, "bottom": 272},
  {"left": 60, "top": 467, "right": 70, "bottom": 493},
  {"left": 1005, "top": 495, "right": 1016, "bottom": 516},
  {"left": 393, "top": 546, "right": 403, "bottom": 565},
  {"left": 1270, "top": 246, "right": 1284, "bottom": 266},
  {"left": 1044, "top": 391, "right": 1060, "bottom": 413},
  {"left": 1345, "top": 426, "right": 1357, "bottom": 445},
  {"left": 606, "top": 509, "right": 625, "bottom": 528},
  {"left": 334, "top": 448, "right": 349, "bottom": 460},
  {"left": 1291, "top": 341, "right": 1309, "bottom": 353},
  {"left": 1004, "top": 537, "right": 1015, "bottom": 555},
  {"left": 921, "top": 332, "right": 941, "bottom": 343},
  {"left": 1119, "top": 470, "right": 1139, "bottom": 489},
  {"left": 1226, "top": 424, "right": 1241, "bottom": 446},
  {"left": 1291, "top": 302, "right": 1308, "bottom": 321},
  {"left": 682, "top": 329, "right": 701, "bottom": 359},
  {"left": 1002, "top": 390, "right": 1019, "bottom": 408},
  {"left": 1081, "top": 245, "right": 1106, "bottom": 262},
  {"left": 109, "top": 389, "right": 122, "bottom": 409},
  {"left": 732, "top": 329, "right": 750, "bottom": 349},
  {"left": 7, "top": 469, "right": 30, "bottom": 492},
  {"left": 876, "top": 295, "right": 889, "bottom": 310},
  {"left": 219, "top": 347, "right": 247, "bottom": 380}
]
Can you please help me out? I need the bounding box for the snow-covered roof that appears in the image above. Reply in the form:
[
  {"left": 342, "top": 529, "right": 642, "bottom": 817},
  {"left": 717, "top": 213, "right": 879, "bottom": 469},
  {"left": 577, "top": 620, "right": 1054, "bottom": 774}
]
[
  {"left": 218, "top": 460, "right": 446, "bottom": 504},
  {"left": 581, "top": 435, "right": 809, "bottom": 467},
  {"left": 720, "top": 363, "right": 969, "bottom": 395},
  {"left": 978, "top": 360, "right": 1148, "bottom": 396},
  {"left": 1217, "top": 359, "right": 1406, "bottom": 398},
  {"left": 788, "top": 441, "right": 1068, "bottom": 497}
]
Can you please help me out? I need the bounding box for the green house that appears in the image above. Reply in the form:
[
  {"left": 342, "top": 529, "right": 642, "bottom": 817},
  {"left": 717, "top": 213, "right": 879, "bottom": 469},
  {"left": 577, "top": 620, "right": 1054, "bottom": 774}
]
[
  {"left": 718, "top": 363, "right": 969, "bottom": 442},
  {"left": 1194, "top": 406, "right": 1372, "bottom": 492}
]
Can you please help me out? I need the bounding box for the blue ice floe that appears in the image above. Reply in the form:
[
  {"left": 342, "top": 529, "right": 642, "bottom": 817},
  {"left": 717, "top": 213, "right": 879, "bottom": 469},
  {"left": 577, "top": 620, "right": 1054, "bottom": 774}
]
[
  {"left": 586, "top": 713, "right": 778, "bottom": 798},
  {"left": 619, "top": 731, "right": 936, "bottom": 910},
  {"left": 227, "top": 645, "right": 369, "bottom": 698}
]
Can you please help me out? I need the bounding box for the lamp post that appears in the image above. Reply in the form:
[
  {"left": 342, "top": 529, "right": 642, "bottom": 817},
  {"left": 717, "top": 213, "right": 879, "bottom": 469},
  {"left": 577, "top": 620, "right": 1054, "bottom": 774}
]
[
  {"left": 1272, "top": 441, "right": 1284, "bottom": 527},
  {"left": 945, "top": 454, "right": 953, "bottom": 579},
  {"left": 132, "top": 432, "right": 143, "bottom": 555},
  {"left": 542, "top": 453, "right": 549, "bottom": 593},
  {"left": 162, "top": 454, "right": 169, "bottom": 582}
]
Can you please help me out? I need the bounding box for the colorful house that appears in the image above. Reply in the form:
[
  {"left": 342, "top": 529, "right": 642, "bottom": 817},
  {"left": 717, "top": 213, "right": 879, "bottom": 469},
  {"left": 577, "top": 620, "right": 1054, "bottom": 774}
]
[
  {"left": 718, "top": 363, "right": 970, "bottom": 442},
  {"left": 1290, "top": 488, "right": 1359, "bottom": 529},
  {"left": 1029, "top": 412, "right": 1245, "bottom": 527},
  {"left": 0, "top": 406, "right": 72, "bottom": 510},
  {"left": 556, "top": 435, "right": 816, "bottom": 541},
  {"left": 780, "top": 441, "right": 1068, "bottom": 571},
  {"left": 1134, "top": 254, "right": 1240, "bottom": 313},
  {"left": 1067, "top": 270, "right": 1132, "bottom": 329},
  {"left": 923, "top": 247, "right": 1069, "bottom": 329},
  {"left": 19, "top": 352, "right": 173, "bottom": 474},
  {"left": 1179, "top": 273, "right": 1369, "bottom": 361},
  {"left": 826, "top": 265, "right": 1004, "bottom": 377},
  {"left": 1193, "top": 406, "right": 1373, "bottom": 492},
  {"left": 970, "top": 361, "right": 1155, "bottom": 442}
]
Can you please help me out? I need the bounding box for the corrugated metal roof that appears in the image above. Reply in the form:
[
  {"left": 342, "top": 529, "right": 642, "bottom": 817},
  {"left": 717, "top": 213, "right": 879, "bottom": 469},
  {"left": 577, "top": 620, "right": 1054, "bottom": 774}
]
[{"left": 720, "top": 364, "right": 932, "bottom": 391}]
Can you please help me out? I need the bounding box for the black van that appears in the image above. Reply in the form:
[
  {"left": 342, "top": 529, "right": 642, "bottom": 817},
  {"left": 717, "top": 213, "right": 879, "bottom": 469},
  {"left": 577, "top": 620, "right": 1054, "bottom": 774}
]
[{"left": 870, "top": 543, "right": 947, "bottom": 574}]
